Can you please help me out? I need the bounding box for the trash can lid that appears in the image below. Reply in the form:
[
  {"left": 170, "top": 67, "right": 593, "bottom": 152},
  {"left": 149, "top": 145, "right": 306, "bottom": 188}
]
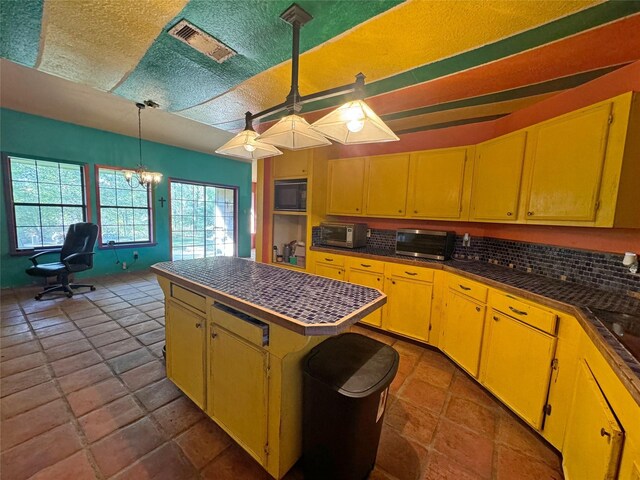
[{"left": 304, "top": 333, "right": 399, "bottom": 398}]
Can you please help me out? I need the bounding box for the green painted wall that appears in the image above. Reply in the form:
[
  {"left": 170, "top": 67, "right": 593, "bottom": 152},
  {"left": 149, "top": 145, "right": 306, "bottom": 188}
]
[{"left": 0, "top": 108, "right": 251, "bottom": 289}]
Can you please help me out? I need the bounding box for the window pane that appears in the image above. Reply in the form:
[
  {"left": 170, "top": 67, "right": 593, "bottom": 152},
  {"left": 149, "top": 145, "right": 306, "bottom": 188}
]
[
  {"left": 99, "top": 169, "right": 116, "bottom": 188},
  {"left": 13, "top": 182, "right": 38, "bottom": 203},
  {"left": 11, "top": 159, "right": 37, "bottom": 182},
  {"left": 100, "top": 207, "right": 118, "bottom": 226},
  {"left": 40, "top": 206, "right": 63, "bottom": 227},
  {"left": 116, "top": 188, "right": 133, "bottom": 207},
  {"left": 133, "top": 209, "right": 149, "bottom": 225},
  {"left": 119, "top": 225, "right": 134, "bottom": 243},
  {"left": 134, "top": 226, "right": 149, "bottom": 242},
  {"left": 39, "top": 183, "right": 62, "bottom": 204},
  {"left": 15, "top": 205, "right": 40, "bottom": 227},
  {"left": 102, "top": 225, "right": 118, "bottom": 244},
  {"left": 118, "top": 209, "right": 133, "bottom": 226},
  {"left": 132, "top": 190, "right": 148, "bottom": 207},
  {"left": 63, "top": 207, "right": 84, "bottom": 226},
  {"left": 37, "top": 162, "right": 60, "bottom": 184},
  {"left": 100, "top": 188, "right": 117, "bottom": 206},
  {"left": 60, "top": 164, "right": 82, "bottom": 185},
  {"left": 115, "top": 172, "right": 133, "bottom": 190},
  {"left": 17, "top": 226, "right": 43, "bottom": 249},
  {"left": 60, "top": 184, "right": 83, "bottom": 205},
  {"left": 42, "top": 226, "right": 65, "bottom": 246}
]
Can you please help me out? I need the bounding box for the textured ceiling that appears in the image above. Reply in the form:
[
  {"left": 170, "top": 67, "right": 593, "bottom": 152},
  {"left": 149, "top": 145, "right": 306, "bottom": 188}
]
[{"left": 1, "top": 0, "right": 640, "bottom": 142}]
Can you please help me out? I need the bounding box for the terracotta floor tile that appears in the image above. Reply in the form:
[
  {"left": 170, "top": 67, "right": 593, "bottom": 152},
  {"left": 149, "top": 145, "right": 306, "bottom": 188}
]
[
  {"left": 444, "top": 396, "right": 497, "bottom": 437},
  {"left": 117, "top": 312, "right": 153, "bottom": 327},
  {"left": 40, "top": 330, "right": 85, "bottom": 349},
  {"left": 153, "top": 396, "right": 204, "bottom": 437},
  {"left": 89, "top": 328, "right": 131, "bottom": 347},
  {"left": 103, "top": 304, "right": 137, "bottom": 316},
  {"left": 22, "top": 300, "right": 61, "bottom": 315},
  {"left": 201, "top": 443, "right": 271, "bottom": 480},
  {"left": 1, "top": 323, "right": 30, "bottom": 336},
  {"left": 113, "top": 442, "right": 196, "bottom": 480},
  {"left": 57, "top": 363, "right": 114, "bottom": 394},
  {"left": 1, "top": 365, "right": 52, "bottom": 397},
  {"left": 398, "top": 377, "right": 448, "bottom": 414},
  {"left": 60, "top": 300, "right": 95, "bottom": 313},
  {"left": 66, "top": 307, "right": 103, "bottom": 320},
  {"left": 94, "top": 296, "right": 125, "bottom": 307},
  {"left": 496, "top": 445, "right": 563, "bottom": 480},
  {"left": 0, "top": 351, "right": 46, "bottom": 377},
  {"left": 108, "top": 348, "right": 155, "bottom": 374},
  {"left": 0, "top": 331, "right": 35, "bottom": 348},
  {"left": 0, "top": 398, "right": 71, "bottom": 451},
  {"left": 136, "top": 301, "right": 164, "bottom": 312},
  {"left": 376, "top": 425, "right": 429, "bottom": 480},
  {"left": 45, "top": 338, "right": 93, "bottom": 361},
  {"left": 0, "top": 339, "right": 41, "bottom": 361},
  {"left": 90, "top": 417, "right": 165, "bottom": 477},
  {"left": 26, "top": 308, "right": 65, "bottom": 321},
  {"left": 1, "top": 380, "right": 61, "bottom": 420},
  {"left": 432, "top": 419, "right": 494, "bottom": 479},
  {"left": 28, "top": 450, "right": 96, "bottom": 480},
  {"left": 67, "top": 377, "right": 128, "bottom": 416},
  {"left": 51, "top": 350, "right": 102, "bottom": 377},
  {"left": 0, "top": 423, "right": 82, "bottom": 480},
  {"left": 176, "top": 418, "right": 232, "bottom": 469},
  {"left": 412, "top": 360, "right": 455, "bottom": 389},
  {"left": 385, "top": 397, "right": 439, "bottom": 445},
  {"left": 79, "top": 395, "right": 144, "bottom": 443},
  {"left": 147, "top": 340, "right": 166, "bottom": 358},
  {"left": 127, "top": 319, "right": 162, "bottom": 336},
  {"left": 1, "top": 315, "right": 26, "bottom": 326},
  {"left": 29, "top": 317, "right": 70, "bottom": 331},
  {"left": 73, "top": 313, "right": 111, "bottom": 328},
  {"left": 145, "top": 307, "right": 165, "bottom": 319},
  {"left": 119, "top": 291, "right": 149, "bottom": 301},
  {"left": 135, "top": 378, "right": 182, "bottom": 411},
  {"left": 81, "top": 320, "right": 121, "bottom": 337},
  {"left": 33, "top": 321, "right": 78, "bottom": 338},
  {"left": 137, "top": 328, "right": 165, "bottom": 346},
  {"left": 119, "top": 360, "right": 166, "bottom": 391},
  {"left": 97, "top": 337, "right": 141, "bottom": 359},
  {"left": 423, "top": 451, "right": 486, "bottom": 480},
  {"left": 449, "top": 371, "right": 497, "bottom": 409}
]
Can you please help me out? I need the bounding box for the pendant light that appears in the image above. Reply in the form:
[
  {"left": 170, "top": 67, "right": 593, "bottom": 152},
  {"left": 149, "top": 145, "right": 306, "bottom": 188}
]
[
  {"left": 123, "top": 101, "right": 163, "bottom": 188},
  {"left": 215, "top": 112, "right": 283, "bottom": 160}
]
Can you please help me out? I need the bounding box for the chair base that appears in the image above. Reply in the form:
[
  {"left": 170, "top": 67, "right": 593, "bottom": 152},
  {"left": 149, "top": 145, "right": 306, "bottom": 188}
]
[{"left": 34, "top": 283, "right": 96, "bottom": 300}]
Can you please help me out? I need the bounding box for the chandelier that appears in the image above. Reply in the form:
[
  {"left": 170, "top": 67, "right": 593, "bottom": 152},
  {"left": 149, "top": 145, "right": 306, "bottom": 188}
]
[
  {"left": 123, "top": 101, "right": 163, "bottom": 188},
  {"left": 216, "top": 3, "right": 398, "bottom": 160}
]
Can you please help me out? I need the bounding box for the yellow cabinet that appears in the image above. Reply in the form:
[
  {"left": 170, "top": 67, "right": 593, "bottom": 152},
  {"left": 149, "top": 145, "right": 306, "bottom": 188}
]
[
  {"left": 364, "top": 153, "right": 410, "bottom": 217},
  {"left": 470, "top": 131, "right": 527, "bottom": 221},
  {"left": 562, "top": 360, "right": 624, "bottom": 480},
  {"left": 524, "top": 102, "right": 613, "bottom": 222},
  {"left": 315, "top": 263, "right": 345, "bottom": 280},
  {"left": 209, "top": 324, "right": 269, "bottom": 465},
  {"left": 441, "top": 289, "right": 486, "bottom": 377},
  {"left": 165, "top": 300, "right": 206, "bottom": 409},
  {"left": 327, "top": 157, "right": 365, "bottom": 215},
  {"left": 346, "top": 259, "right": 385, "bottom": 327},
  {"left": 383, "top": 266, "right": 433, "bottom": 342},
  {"left": 273, "top": 150, "right": 310, "bottom": 178},
  {"left": 408, "top": 146, "right": 472, "bottom": 219},
  {"left": 480, "top": 310, "right": 557, "bottom": 429}
]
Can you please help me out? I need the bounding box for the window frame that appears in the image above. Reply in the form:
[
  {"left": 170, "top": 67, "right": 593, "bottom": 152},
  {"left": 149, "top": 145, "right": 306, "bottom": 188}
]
[
  {"left": 94, "top": 164, "right": 156, "bottom": 249},
  {"left": 2, "top": 153, "right": 91, "bottom": 256},
  {"left": 168, "top": 177, "right": 239, "bottom": 260}
]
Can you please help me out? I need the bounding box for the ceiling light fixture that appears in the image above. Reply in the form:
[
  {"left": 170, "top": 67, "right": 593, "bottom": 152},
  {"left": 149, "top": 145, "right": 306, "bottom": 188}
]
[
  {"left": 215, "top": 112, "right": 283, "bottom": 160},
  {"left": 123, "top": 101, "right": 163, "bottom": 189},
  {"left": 216, "top": 3, "right": 398, "bottom": 159}
]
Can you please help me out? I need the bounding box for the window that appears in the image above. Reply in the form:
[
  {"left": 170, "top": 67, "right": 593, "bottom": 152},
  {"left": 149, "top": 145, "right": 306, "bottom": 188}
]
[
  {"left": 170, "top": 180, "right": 237, "bottom": 260},
  {"left": 96, "top": 166, "right": 152, "bottom": 245},
  {"left": 3, "top": 155, "right": 87, "bottom": 253}
]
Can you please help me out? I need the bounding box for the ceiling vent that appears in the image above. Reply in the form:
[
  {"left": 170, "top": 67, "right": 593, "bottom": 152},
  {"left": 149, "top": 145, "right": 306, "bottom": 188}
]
[{"left": 168, "top": 20, "right": 236, "bottom": 63}]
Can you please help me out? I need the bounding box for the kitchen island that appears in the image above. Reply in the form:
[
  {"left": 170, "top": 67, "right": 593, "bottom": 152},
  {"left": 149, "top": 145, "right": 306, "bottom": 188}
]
[{"left": 151, "top": 257, "right": 386, "bottom": 479}]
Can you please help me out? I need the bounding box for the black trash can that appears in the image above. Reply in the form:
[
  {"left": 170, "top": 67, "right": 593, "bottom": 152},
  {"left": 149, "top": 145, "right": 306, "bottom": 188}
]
[{"left": 302, "top": 333, "right": 399, "bottom": 480}]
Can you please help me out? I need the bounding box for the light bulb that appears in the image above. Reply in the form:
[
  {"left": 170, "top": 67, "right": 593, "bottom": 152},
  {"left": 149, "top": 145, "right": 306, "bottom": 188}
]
[
  {"left": 243, "top": 143, "right": 256, "bottom": 152},
  {"left": 347, "top": 119, "right": 365, "bottom": 133}
]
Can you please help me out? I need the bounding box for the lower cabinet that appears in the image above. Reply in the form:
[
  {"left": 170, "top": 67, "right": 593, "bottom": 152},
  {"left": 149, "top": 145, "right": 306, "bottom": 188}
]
[
  {"left": 346, "top": 265, "right": 385, "bottom": 327},
  {"left": 440, "top": 289, "right": 486, "bottom": 377},
  {"left": 313, "top": 253, "right": 346, "bottom": 281},
  {"left": 562, "top": 360, "right": 624, "bottom": 480},
  {"left": 165, "top": 300, "right": 206, "bottom": 408},
  {"left": 480, "top": 309, "right": 557, "bottom": 429}
]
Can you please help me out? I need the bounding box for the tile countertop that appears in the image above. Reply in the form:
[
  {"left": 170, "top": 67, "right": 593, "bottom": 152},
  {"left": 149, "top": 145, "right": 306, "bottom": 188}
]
[
  {"left": 150, "top": 256, "right": 386, "bottom": 336},
  {"left": 311, "top": 246, "right": 640, "bottom": 404}
]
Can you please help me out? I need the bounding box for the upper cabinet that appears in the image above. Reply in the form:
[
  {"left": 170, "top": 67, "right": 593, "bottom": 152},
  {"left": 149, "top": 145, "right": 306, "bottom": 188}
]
[
  {"left": 273, "top": 150, "right": 311, "bottom": 178},
  {"left": 364, "top": 153, "right": 410, "bottom": 217},
  {"left": 326, "top": 157, "right": 366, "bottom": 215},
  {"left": 408, "top": 147, "right": 472, "bottom": 220},
  {"left": 470, "top": 131, "right": 527, "bottom": 222}
]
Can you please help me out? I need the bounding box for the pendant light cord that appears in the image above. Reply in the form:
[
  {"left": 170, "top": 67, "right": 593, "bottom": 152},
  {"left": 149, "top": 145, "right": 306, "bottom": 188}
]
[{"left": 138, "top": 105, "right": 143, "bottom": 168}]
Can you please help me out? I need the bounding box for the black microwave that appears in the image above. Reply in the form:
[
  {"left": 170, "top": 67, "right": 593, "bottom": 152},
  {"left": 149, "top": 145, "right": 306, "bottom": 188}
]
[
  {"left": 396, "top": 229, "right": 456, "bottom": 260},
  {"left": 274, "top": 179, "right": 307, "bottom": 211}
]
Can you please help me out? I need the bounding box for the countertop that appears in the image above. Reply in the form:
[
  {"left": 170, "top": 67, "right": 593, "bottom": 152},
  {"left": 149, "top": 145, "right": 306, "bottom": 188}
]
[
  {"left": 150, "top": 256, "right": 386, "bottom": 336},
  {"left": 311, "top": 245, "right": 640, "bottom": 402}
]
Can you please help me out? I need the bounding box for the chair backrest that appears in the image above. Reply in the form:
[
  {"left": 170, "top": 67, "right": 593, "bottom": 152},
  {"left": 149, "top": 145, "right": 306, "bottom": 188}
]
[{"left": 60, "top": 223, "right": 99, "bottom": 267}]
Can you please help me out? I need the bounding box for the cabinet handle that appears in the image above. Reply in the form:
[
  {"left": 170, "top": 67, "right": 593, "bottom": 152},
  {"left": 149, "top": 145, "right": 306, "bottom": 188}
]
[
  {"left": 459, "top": 284, "right": 471, "bottom": 291},
  {"left": 475, "top": 306, "right": 481, "bottom": 312},
  {"left": 600, "top": 428, "right": 611, "bottom": 440},
  {"left": 360, "top": 263, "right": 371, "bottom": 268},
  {"left": 211, "top": 332, "right": 218, "bottom": 339},
  {"left": 414, "top": 210, "right": 418, "bottom": 214},
  {"left": 493, "top": 316, "right": 500, "bottom": 321},
  {"left": 405, "top": 271, "right": 418, "bottom": 276},
  {"left": 391, "top": 280, "right": 396, "bottom": 285},
  {"left": 195, "top": 322, "right": 202, "bottom": 329},
  {"left": 377, "top": 278, "right": 381, "bottom": 282},
  {"left": 324, "top": 258, "right": 333, "bottom": 262},
  {"left": 509, "top": 306, "right": 528, "bottom": 316},
  {"left": 527, "top": 211, "right": 534, "bottom": 216},
  {"left": 506, "top": 212, "right": 513, "bottom": 216},
  {"left": 355, "top": 208, "right": 360, "bottom": 211},
  {"left": 398, "top": 209, "right": 402, "bottom": 213}
]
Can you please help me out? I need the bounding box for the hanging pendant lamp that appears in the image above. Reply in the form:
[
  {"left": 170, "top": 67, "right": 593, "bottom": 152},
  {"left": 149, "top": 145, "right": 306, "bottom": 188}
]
[
  {"left": 123, "top": 101, "right": 163, "bottom": 189},
  {"left": 215, "top": 112, "right": 283, "bottom": 160},
  {"left": 257, "top": 114, "right": 331, "bottom": 150}
]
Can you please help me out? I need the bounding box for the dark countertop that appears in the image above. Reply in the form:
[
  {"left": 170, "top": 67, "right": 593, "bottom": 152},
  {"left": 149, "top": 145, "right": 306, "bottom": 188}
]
[
  {"left": 311, "top": 245, "right": 640, "bottom": 403},
  {"left": 151, "top": 256, "right": 386, "bottom": 336}
]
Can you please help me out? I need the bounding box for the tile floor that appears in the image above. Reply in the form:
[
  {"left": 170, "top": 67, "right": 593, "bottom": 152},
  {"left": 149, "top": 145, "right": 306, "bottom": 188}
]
[{"left": 1, "top": 271, "right": 564, "bottom": 480}]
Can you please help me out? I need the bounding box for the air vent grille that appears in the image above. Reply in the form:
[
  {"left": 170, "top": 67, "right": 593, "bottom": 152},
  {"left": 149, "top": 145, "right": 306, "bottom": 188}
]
[{"left": 168, "top": 20, "right": 236, "bottom": 63}]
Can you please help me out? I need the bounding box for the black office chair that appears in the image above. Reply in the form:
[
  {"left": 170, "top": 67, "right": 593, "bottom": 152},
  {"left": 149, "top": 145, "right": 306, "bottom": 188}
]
[{"left": 26, "top": 222, "right": 99, "bottom": 300}]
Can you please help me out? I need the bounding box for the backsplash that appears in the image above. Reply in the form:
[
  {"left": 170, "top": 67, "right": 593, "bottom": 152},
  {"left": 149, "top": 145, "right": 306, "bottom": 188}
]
[{"left": 312, "top": 226, "right": 640, "bottom": 295}]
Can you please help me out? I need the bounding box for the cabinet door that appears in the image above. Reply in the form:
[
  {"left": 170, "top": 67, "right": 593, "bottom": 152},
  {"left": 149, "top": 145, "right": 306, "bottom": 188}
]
[
  {"left": 365, "top": 153, "right": 410, "bottom": 217},
  {"left": 408, "top": 147, "right": 468, "bottom": 219},
  {"left": 327, "top": 157, "right": 366, "bottom": 215},
  {"left": 441, "top": 290, "right": 486, "bottom": 377},
  {"left": 480, "top": 311, "right": 556, "bottom": 429},
  {"left": 563, "top": 360, "right": 624, "bottom": 480},
  {"left": 470, "top": 132, "right": 526, "bottom": 221},
  {"left": 209, "top": 325, "right": 269, "bottom": 465},
  {"left": 273, "top": 150, "right": 310, "bottom": 178},
  {"left": 315, "top": 263, "right": 345, "bottom": 280},
  {"left": 166, "top": 301, "right": 206, "bottom": 408},
  {"left": 525, "top": 103, "right": 612, "bottom": 222},
  {"left": 384, "top": 275, "right": 432, "bottom": 342},
  {"left": 347, "top": 268, "right": 384, "bottom": 327}
]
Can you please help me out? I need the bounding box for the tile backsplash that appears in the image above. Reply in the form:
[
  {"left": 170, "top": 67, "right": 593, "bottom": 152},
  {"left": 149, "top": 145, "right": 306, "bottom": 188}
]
[{"left": 312, "top": 226, "right": 639, "bottom": 295}]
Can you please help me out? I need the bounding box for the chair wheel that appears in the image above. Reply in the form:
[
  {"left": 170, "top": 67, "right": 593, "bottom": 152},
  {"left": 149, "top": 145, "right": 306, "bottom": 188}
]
[
  {"left": 66, "top": 292, "right": 73, "bottom": 298},
  {"left": 35, "top": 294, "right": 42, "bottom": 300},
  {"left": 90, "top": 286, "right": 96, "bottom": 291}
]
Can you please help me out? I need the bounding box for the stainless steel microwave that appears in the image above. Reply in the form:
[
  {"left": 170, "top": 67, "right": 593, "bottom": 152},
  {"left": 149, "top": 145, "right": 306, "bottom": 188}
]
[
  {"left": 274, "top": 179, "right": 307, "bottom": 211},
  {"left": 396, "top": 229, "right": 456, "bottom": 260},
  {"left": 319, "top": 223, "right": 368, "bottom": 248}
]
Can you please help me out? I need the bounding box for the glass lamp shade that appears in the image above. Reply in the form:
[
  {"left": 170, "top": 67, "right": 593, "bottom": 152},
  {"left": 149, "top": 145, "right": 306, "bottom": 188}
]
[
  {"left": 257, "top": 114, "right": 331, "bottom": 150},
  {"left": 215, "top": 129, "right": 283, "bottom": 160},
  {"left": 311, "top": 99, "right": 399, "bottom": 144}
]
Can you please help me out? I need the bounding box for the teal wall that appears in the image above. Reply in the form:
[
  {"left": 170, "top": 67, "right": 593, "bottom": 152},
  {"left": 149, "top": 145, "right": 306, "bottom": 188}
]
[{"left": 0, "top": 108, "right": 251, "bottom": 288}]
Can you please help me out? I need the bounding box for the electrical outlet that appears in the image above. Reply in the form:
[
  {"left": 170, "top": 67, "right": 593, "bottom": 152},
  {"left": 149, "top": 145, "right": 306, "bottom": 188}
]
[
  {"left": 122, "top": 261, "right": 127, "bottom": 270},
  {"left": 366, "top": 229, "right": 371, "bottom": 238},
  {"left": 133, "top": 251, "right": 139, "bottom": 260}
]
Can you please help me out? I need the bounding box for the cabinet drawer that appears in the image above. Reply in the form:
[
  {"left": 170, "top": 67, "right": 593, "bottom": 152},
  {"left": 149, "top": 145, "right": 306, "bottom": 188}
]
[
  {"left": 386, "top": 262, "right": 434, "bottom": 282},
  {"left": 346, "top": 257, "right": 385, "bottom": 274},
  {"left": 490, "top": 292, "right": 557, "bottom": 335},
  {"left": 448, "top": 275, "right": 488, "bottom": 303},
  {"left": 316, "top": 253, "right": 346, "bottom": 267},
  {"left": 211, "top": 303, "right": 269, "bottom": 347},
  {"left": 171, "top": 283, "right": 206, "bottom": 313}
]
